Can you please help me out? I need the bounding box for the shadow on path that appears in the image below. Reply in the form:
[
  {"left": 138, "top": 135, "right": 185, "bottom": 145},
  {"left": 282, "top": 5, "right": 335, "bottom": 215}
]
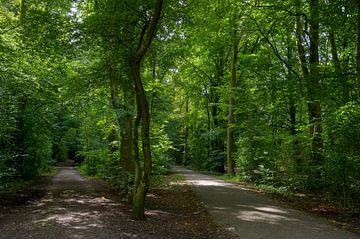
[
  {"left": 174, "top": 166, "right": 360, "bottom": 239},
  {"left": 0, "top": 167, "right": 136, "bottom": 239}
]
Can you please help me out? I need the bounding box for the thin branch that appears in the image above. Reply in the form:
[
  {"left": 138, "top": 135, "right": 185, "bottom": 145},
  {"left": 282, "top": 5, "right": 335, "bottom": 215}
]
[
  {"left": 124, "top": 1, "right": 148, "bottom": 22},
  {"left": 98, "top": 32, "right": 132, "bottom": 52},
  {"left": 250, "top": 16, "right": 302, "bottom": 80},
  {"left": 254, "top": 4, "right": 308, "bottom": 20},
  {"left": 135, "top": 0, "right": 163, "bottom": 59},
  {"left": 180, "top": 56, "right": 212, "bottom": 82},
  {"left": 136, "top": 19, "right": 150, "bottom": 53}
]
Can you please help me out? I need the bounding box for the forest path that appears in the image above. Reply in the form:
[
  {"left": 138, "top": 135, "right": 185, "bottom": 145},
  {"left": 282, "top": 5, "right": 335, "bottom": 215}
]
[
  {"left": 0, "top": 166, "right": 236, "bottom": 239},
  {"left": 174, "top": 166, "right": 360, "bottom": 239},
  {"left": 0, "top": 167, "right": 132, "bottom": 238}
]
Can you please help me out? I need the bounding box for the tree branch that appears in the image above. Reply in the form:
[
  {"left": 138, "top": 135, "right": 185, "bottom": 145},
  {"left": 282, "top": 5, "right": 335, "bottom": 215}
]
[
  {"left": 135, "top": 0, "right": 164, "bottom": 59},
  {"left": 180, "top": 56, "right": 212, "bottom": 82},
  {"left": 250, "top": 16, "right": 301, "bottom": 80}
]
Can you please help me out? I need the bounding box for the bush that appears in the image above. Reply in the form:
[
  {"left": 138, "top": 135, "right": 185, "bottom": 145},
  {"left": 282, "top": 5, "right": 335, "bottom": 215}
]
[{"left": 97, "top": 152, "right": 134, "bottom": 192}]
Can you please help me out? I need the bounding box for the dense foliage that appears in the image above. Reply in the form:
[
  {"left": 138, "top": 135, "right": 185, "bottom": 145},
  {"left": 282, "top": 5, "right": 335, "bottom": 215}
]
[{"left": 1, "top": 0, "right": 360, "bottom": 217}]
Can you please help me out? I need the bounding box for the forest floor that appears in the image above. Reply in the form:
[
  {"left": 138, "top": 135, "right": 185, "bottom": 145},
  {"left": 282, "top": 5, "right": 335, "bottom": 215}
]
[
  {"left": 174, "top": 166, "right": 360, "bottom": 239},
  {"left": 0, "top": 167, "right": 235, "bottom": 239}
]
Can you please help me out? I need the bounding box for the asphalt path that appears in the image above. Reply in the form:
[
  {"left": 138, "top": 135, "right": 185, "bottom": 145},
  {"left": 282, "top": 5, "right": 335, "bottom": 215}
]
[{"left": 174, "top": 166, "right": 360, "bottom": 239}]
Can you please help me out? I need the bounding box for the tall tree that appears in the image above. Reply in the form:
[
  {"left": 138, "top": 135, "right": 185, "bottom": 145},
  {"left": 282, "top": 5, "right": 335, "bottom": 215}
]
[
  {"left": 308, "top": 0, "right": 323, "bottom": 172},
  {"left": 129, "top": 0, "right": 164, "bottom": 220},
  {"left": 227, "top": 34, "right": 239, "bottom": 174},
  {"left": 295, "top": 0, "right": 323, "bottom": 179},
  {"left": 357, "top": 0, "right": 360, "bottom": 96}
]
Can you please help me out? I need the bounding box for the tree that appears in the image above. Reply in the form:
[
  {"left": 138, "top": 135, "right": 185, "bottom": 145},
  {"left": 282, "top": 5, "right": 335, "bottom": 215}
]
[
  {"left": 294, "top": 0, "right": 323, "bottom": 181},
  {"left": 358, "top": 0, "right": 360, "bottom": 96},
  {"left": 227, "top": 29, "right": 239, "bottom": 174},
  {"left": 129, "top": 0, "right": 164, "bottom": 220}
]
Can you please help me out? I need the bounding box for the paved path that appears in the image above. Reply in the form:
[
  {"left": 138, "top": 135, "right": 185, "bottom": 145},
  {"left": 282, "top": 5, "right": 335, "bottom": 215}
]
[{"left": 174, "top": 166, "right": 360, "bottom": 239}]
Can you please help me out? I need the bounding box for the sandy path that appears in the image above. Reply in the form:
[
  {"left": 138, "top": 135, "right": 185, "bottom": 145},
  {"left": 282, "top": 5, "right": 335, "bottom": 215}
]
[
  {"left": 0, "top": 167, "right": 134, "bottom": 239},
  {"left": 174, "top": 166, "right": 360, "bottom": 239}
]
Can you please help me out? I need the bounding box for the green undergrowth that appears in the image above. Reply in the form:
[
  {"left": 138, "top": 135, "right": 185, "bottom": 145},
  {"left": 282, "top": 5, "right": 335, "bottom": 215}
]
[
  {"left": 78, "top": 164, "right": 182, "bottom": 193},
  {"left": 150, "top": 173, "right": 186, "bottom": 189},
  {"left": 218, "top": 173, "right": 306, "bottom": 197},
  {"left": 41, "top": 166, "right": 57, "bottom": 177},
  {"left": 217, "top": 173, "right": 360, "bottom": 215},
  {"left": 0, "top": 166, "right": 55, "bottom": 198},
  {"left": 219, "top": 174, "right": 270, "bottom": 192},
  {"left": 0, "top": 179, "right": 33, "bottom": 196}
]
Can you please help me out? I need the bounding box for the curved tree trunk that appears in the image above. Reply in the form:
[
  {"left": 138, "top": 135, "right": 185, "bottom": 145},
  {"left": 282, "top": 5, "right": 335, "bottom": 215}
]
[
  {"left": 130, "top": 57, "right": 151, "bottom": 220},
  {"left": 129, "top": 0, "right": 163, "bottom": 220}
]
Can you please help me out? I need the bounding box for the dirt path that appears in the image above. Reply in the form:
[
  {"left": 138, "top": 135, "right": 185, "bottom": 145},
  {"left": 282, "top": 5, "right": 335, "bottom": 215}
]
[
  {"left": 174, "top": 166, "right": 360, "bottom": 239},
  {"left": 0, "top": 167, "right": 235, "bottom": 239},
  {"left": 0, "top": 167, "right": 129, "bottom": 238}
]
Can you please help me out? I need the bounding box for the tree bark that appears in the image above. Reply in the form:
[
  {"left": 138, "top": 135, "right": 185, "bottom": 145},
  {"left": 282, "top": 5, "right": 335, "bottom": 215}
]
[
  {"left": 210, "top": 50, "right": 227, "bottom": 173},
  {"left": 328, "top": 32, "right": 341, "bottom": 74},
  {"left": 182, "top": 97, "right": 189, "bottom": 165},
  {"left": 16, "top": 0, "right": 27, "bottom": 178},
  {"left": 286, "top": 40, "right": 302, "bottom": 173},
  {"left": 295, "top": 0, "right": 309, "bottom": 78},
  {"left": 308, "top": 0, "right": 323, "bottom": 167},
  {"left": 357, "top": 0, "right": 360, "bottom": 96},
  {"left": 107, "top": 45, "right": 134, "bottom": 173},
  {"left": 227, "top": 37, "right": 239, "bottom": 174},
  {"left": 329, "top": 31, "right": 349, "bottom": 103},
  {"left": 120, "top": 86, "right": 135, "bottom": 173},
  {"left": 20, "top": 0, "right": 26, "bottom": 24},
  {"left": 130, "top": 0, "right": 163, "bottom": 220},
  {"left": 294, "top": 0, "right": 323, "bottom": 179}
]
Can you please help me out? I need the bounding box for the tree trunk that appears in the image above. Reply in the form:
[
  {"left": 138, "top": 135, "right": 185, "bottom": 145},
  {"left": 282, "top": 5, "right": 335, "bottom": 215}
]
[
  {"left": 308, "top": 0, "right": 323, "bottom": 168},
  {"left": 129, "top": 0, "right": 163, "bottom": 220},
  {"left": 328, "top": 32, "right": 341, "bottom": 74},
  {"left": 182, "top": 97, "right": 189, "bottom": 165},
  {"left": 130, "top": 57, "right": 152, "bottom": 220},
  {"left": 357, "top": 0, "right": 360, "bottom": 96},
  {"left": 286, "top": 41, "right": 302, "bottom": 173},
  {"left": 108, "top": 47, "right": 134, "bottom": 173},
  {"left": 295, "top": 0, "right": 323, "bottom": 180},
  {"left": 132, "top": 95, "right": 144, "bottom": 219},
  {"left": 210, "top": 51, "right": 227, "bottom": 173},
  {"left": 120, "top": 82, "right": 135, "bottom": 173},
  {"left": 227, "top": 37, "right": 239, "bottom": 174},
  {"left": 295, "top": 0, "right": 309, "bottom": 78},
  {"left": 20, "top": 0, "right": 26, "bottom": 24},
  {"left": 16, "top": 0, "right": 27, "bottom": 178},
  {"left": 329, "top": 31, "right": 349, "bottom": 103}
]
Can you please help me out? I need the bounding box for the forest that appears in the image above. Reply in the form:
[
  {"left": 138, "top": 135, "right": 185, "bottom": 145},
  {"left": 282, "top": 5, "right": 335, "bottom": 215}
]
[{"left": 1, "top": 0, "right": 360, "bottom": 221}]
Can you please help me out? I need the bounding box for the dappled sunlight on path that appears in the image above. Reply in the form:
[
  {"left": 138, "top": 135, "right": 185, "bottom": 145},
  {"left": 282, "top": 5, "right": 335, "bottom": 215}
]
[
  {"left": 0, "top": 167, "right": 136, "bottom": 239},
  {"left": 0, "top": 166, "right": 235, "bottom": 239},
  {"left": 174, "top": 166, "right": 360, "bottom": 239}
]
